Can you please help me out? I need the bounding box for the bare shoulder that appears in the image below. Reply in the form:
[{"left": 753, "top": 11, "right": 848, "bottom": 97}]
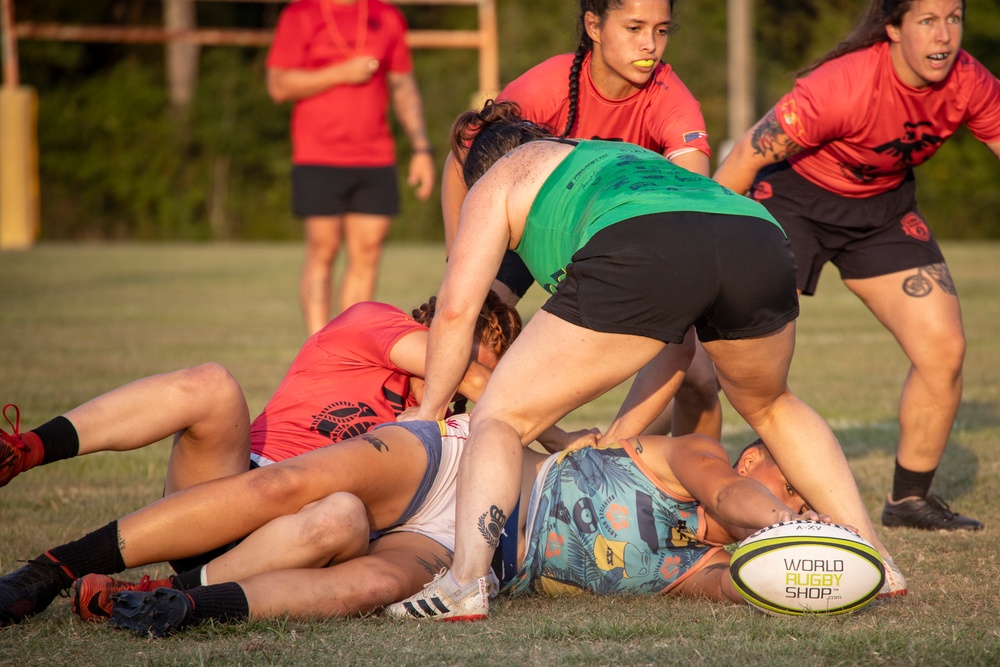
[
  {"left": 492, "top": 140, "right": 575, "bottom": 216},
  {"left": 631, "top": 434, "right": 730, "bottom": 494}
]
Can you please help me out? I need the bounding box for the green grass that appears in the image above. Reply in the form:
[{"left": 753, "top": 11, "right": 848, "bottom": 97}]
[{"left": 1, "top": 241, "right": 999, "bottom": 666}]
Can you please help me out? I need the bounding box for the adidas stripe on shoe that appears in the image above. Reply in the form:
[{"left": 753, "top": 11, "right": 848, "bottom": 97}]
[{"left": 385, "top": 569, "right": 490, "bottom": 622}]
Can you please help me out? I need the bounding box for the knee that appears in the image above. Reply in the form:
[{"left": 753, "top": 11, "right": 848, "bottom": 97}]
[
  {"left": 295, "top": 493, "right": 370, "bottom": 555},
  {"left": 176, "top": 362, "right": 243, "bottom": 403},
  {"left": 362, "top": 568, "right": 417, "bottom": 611},
  {"left": 912, "top": 328, "right": 966, "bottom": 377}
]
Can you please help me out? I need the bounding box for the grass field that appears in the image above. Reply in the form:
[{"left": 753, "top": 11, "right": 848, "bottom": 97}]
[{"left": 1, "top": 241, "right": 999, "bottom": 666}]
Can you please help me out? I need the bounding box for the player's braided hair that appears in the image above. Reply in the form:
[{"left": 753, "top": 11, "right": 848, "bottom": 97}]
[
  {"left": 411, "top": 290, "right": 523, "bottom": 360},
  {"left": 450, "top": 99, "right": 553, "bottom": 187},
  {"left": 564, "top": 0, "right": 677, "bottom": 138},
  {"left": 799, "top": 0, "right": 966, "bottom": 76},
  {"left": 412, "top": 291, "right": 522, "bottom": 415}
]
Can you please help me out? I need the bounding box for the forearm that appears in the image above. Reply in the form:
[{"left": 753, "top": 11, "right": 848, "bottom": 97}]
[
  {"left": 416, "top": 316, "right": 477, "bottom": 421},
  {"left": 441, "top": 152, "right": 468, "bottom": 255},
  {"left": 268, "top": 66, "right": 350, "bottom": 103},
  {"left": 389, "top": 73, "right": 431, "bottom": 151},
  {"left": 713, "top": 479, "right": 795, "bottom": 530},
  {"left": 601, "top": 342, "right": 692, "bottom": 445}
]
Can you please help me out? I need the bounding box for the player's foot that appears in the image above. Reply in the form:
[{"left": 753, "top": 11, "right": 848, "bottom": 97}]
[
  {"left": 876, "top": 559, "right": 907, "bottom": 600},
  {"left": 1, "top": 404, "right": 41, "bottom": 488},
  {"left": 109, "top": 587, "right": 193, "bottom": 638},
  {"left": 0, "top": 556, "right": 75, "bottom": 626},
  {"left": 881, "top": 493, "right": 984, "bottom": 531},
  {"left": 385, "top": 569, "right": 491, "bottom": 622},
  {"left": 72, "top": 573, "right": 176, "bottom": 623}
]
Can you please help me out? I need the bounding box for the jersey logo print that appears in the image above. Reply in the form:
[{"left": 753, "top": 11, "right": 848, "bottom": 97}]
[
  {"left": 382, "top": 386, "right": 406, "bottom": 415},
  {"left": 873, "top": 121, "right": 944, "bottom": 168},
  {"left": 839, "top": 163, "right": 882, "bottom": 184},
  {"left": 311, "top": 401, "right": 379, "bottom": 441}
]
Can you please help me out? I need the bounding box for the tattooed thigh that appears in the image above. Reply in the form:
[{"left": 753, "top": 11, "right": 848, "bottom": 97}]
[{"left": 902, "top": 263, "right": 957, "bottom": 298}]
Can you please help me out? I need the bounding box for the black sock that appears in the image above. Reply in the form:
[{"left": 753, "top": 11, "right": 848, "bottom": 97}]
[
  {"left": 891, "top": 461, "right": 936, "bottom": 501},
  {"left": 173, "top": 567, "right": 203, "bottom": 591},
  {"left": 46, "top": 521, "right": 126, "bottom": 579},
  {"left": 33, "top": 416, "right": 80, "bottom": 466},
  {"left": 187, "top": 582, "right": 250, "bottom": 624}
]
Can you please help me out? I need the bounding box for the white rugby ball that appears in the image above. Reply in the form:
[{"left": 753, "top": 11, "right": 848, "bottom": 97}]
[{"left": 730, "top": 520, "right": 884, "bottom": 616}]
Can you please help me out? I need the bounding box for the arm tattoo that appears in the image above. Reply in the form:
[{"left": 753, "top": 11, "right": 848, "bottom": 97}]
[
  {"left": 388, "top": 72, "right": 430, "bottom": 150},
  {"left": 750, "top": 109, "right": 802, "bottom": 161},
  {"left": 361, "top": 435, "right": 389, "bottom": 452},
  {"left": 902, "top": 262, "right": 957, "bottom": 298},
  {"left": 633, "top": 437, "right": 644, "bottom": 454},
  {"left": 477, "top": 505, "right": 507, "bottom": 549}
]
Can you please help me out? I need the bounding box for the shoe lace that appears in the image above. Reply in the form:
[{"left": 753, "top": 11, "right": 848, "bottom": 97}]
[
  {"left": 1, "top": 404, "right": 25, "bottom": 450},
  {"left": 135, "top": 575, "right": 156, "bottom": 593},
  {"left": 924, "top": 494, "right": 959, "bottom": 519}
]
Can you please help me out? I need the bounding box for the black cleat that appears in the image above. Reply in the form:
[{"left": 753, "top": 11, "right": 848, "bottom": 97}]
[
  {"left": 0, "top": 557, "right": 74, "bottom": 626},
  {"left": 882, "top": 493, "right": 984, "bottom": 531},
  {"left": 110, "top": 587, "right": 193, "bottom": 637}
]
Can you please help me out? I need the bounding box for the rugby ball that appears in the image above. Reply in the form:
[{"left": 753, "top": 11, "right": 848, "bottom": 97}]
[{"left": 730, "top": 521, "right": 884, "bottom": 616}]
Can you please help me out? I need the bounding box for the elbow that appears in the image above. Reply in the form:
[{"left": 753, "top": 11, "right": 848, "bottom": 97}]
[
  {"left": 266, "top": 71, "right": 290, "bottom": 104},
  {"left": 267, "top": 85, "right": 288, "bottom": 104}
]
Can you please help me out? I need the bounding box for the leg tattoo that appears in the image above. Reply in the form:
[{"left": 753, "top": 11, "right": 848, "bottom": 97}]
[
  {"left": 415, "top": 552, "right": 454, "bottom": 577},
  {"left": 361, "top": 435, "right": 389, "bottom": 453},
  {"left": 477, "top": 506, "right": 507, "bottom": 549},
  {"left": 903, "top": 262, "right": 957, "bottom": 298}
]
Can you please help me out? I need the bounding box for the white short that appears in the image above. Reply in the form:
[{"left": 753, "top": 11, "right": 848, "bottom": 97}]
[{"left": 380, "top": 414, "right": 468, "bottom": 551}]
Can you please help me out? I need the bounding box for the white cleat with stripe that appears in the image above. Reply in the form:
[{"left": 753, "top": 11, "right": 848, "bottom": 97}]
[{"left": 385, "top": 569, "right": 491, "bottom": 622}]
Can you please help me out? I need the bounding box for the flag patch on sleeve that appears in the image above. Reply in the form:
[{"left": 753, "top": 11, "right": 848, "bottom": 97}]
[{"left": 683, "top": 130, "right": 708, "bottom": 143}]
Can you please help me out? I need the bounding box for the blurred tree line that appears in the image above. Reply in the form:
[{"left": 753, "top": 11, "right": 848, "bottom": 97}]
[{"left": 11, "top": 0, "right": 1000, "bottom": 241}]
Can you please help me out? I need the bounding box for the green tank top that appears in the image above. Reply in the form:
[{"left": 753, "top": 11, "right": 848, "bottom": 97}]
[{"left": 517, "top": 140, "right": 783, "bottom": 294}]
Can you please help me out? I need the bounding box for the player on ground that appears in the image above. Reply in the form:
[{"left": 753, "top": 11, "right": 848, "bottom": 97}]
[
  {"left": 443, "top": 0, "right": 721, "bottom": 439},
  {"left": 388, "top": 100, "right": 903, "bottom": 622},
  {"left": 99, "top": 416, "right": 828, "bottom": 636},
  {"left": 714, "top": 0, "right": 999, "bottom": 531},
  {"left": 0, "top": 294, "right": 524, "bottom": 627}
]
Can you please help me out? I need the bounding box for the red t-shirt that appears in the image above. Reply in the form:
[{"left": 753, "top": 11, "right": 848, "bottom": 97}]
[
  {"left": 498, "top": 52, "right": 711, "bottom": 160},
  {"left": 250, "top": 302, "right": 424, "bottom": 462},
  {"left": 266, "top": 0, "right": 412, "bottom": 167},
  {"left": 776, "top": 42, "right": 1000, "bottom": 197}
]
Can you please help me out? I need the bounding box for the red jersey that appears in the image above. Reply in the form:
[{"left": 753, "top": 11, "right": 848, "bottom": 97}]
[
  {"left": 266, "top": 0, "right": 412, "bottom": 167},
  {"left": 498, "top": 52, "right": 711, "bottom": 160},
  {"left": 776, "top": 42, "right": 1000, "bottom": 197},
  {"left": 250, "top": 302, "right": 424, "bottom": 463}
]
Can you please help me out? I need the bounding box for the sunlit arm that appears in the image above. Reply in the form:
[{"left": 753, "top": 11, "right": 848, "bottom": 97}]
[
  {"left": 388, "top": 71, "right": 435, "bottom": 200},
  {"left": 412, "top": 170, "right": 513, "bottom": 421},
  {"left": 600, "top": 336, "right": 695, "bottom": 445},
  {"left": 713, "top": 107, "right": 803, "bottom": 195},
  {"left": 266, "top": 55, "right": 377, "bottom": 103}
]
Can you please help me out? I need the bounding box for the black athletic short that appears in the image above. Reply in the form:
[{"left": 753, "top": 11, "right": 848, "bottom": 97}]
[
  {"left": 292, "top": 164, "right": 400, "bottom": 218},
  {"left": 541, "top": 212, "right": 800, "bottom": 344},
  {"left": 751, "top": 162, "right": 945, "bottom": 296}
]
